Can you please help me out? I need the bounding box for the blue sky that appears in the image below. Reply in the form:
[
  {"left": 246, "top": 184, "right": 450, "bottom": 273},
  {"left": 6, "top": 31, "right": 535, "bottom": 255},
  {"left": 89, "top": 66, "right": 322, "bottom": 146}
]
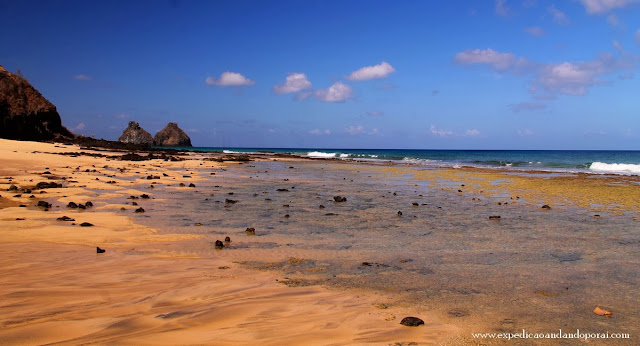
[{"left": 1, "top": 0, "right": 640, "bottom": 149}]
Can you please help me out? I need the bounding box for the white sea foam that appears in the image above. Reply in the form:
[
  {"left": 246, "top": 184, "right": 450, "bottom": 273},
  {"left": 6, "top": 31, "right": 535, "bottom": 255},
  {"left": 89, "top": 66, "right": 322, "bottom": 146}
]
[
  {"left": 589, "top": 162, "right": 640, "bottom": 175},
  {"left": 307, "top": 151, "right": 337, "bottom": 158},
  {"left": 223, "top": 150, "right": 241, "bottom": 154},
  {"left": 339, "top": 154, "right": 350, "bottom": 158}
]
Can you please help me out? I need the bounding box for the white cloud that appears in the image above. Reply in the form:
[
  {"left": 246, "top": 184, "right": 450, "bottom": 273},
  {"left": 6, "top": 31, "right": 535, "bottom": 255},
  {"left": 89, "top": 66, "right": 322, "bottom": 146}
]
[
  {"left": 367, "top": 111, "right": 384, "bottom": 117},
  {"left": 346, "top": 125, "right": 364, "bottom": 135},
  {"left": 205, "top": 72, "right": 255, "bottom": 86},
  {"left": 607, "top": 13, "right": 620, "bottom": 26},
  {"left": 510, "top": 102, "right": 547, "bottom": 112},
  {"left": 635, "top": 29, "right": 640, "bottom": 46},
  {"left": 115, "top": 113, "right": 128, "bottom": 119},
  {"left": 454, "top": 48, "right": 530, "bottom": 72},
  {"left": 315, "top": 82, "right": 353, "bottom": 102},
  {"left": 73, "top": 74, "right": 91, "bottom": 81},
  {"left": 548, "top": 5, "right": 571, "bottom": 25},
  {"left": 525, "top": 26, "right": 546, "bottom": 37},
  {"left": 430, "top": 125, "right": 453, "bottom": 137},
  {"left": 465, "top": 129, "right": 481, "bottom": 136},
  {"left": 74, "top": 123, "right": 86, "bottom": 131},
  {"left": 517, "top": 129, "right": 534, "bottom": 136},
  {"left": 309, "top": 129, "right": 331, "bottom": 135},
  {"left": 273, "top": 73, "right": 312, "bottom": 94},
  {"left": 455, "top": 47, "right": 639, "bottom": 96},
  {"left": 345, "top": 125, "right": 378, "bottom": 135},
  {"left": 495, "top": 0, "right": 511, "bottom": 16},
  {"left": 536, "top": 61, "right": 604, "bottom": 95},
  {"left": 346, "top": 61, "right": 395, "bottom": 81},
  {"left": 579, "top": 0, "right": 638, "bottom": 14}
]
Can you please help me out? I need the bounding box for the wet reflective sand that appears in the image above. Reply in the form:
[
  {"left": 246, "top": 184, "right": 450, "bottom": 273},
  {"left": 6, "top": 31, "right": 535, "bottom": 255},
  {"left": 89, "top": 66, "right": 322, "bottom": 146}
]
[{"left": 131, "top": 159, "right": 640, "bottom": 345}]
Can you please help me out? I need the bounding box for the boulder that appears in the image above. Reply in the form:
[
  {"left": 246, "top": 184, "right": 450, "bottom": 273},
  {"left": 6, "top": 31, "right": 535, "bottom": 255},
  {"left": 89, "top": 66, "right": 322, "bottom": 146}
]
[
  {"left": 0, "top": 66, "right": 74, "bottom": 141},
  {"left": 153, "top": 122, "right": 192, "bottom": 147},
  {"left": 118, "top": 121, "right": 153, "bottom": 146}
]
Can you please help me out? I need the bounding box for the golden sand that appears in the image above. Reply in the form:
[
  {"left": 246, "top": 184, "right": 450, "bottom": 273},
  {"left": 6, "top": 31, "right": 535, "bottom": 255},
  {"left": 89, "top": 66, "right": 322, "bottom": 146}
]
[{"left": 0, "top": 139, "right": 457, "bottom": 345}]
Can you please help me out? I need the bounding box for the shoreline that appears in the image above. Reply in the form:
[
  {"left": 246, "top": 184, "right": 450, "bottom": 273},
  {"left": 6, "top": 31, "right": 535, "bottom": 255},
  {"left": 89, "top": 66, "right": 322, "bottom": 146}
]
[{"left": 1, "top": 138, "right": 638, "bottom": 345}]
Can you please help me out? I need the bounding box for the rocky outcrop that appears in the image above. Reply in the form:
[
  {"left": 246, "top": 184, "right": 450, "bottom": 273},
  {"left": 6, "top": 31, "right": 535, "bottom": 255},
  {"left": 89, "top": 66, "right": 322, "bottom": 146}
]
[
  {"left": 0, "top": 65, "right": 74, "bottom": 141},
  {"left": 153, "top": 122, "right": 192, "bottom": 147},
  {"left": 118, "top": 121, "right": 153, "bottom": 146}
]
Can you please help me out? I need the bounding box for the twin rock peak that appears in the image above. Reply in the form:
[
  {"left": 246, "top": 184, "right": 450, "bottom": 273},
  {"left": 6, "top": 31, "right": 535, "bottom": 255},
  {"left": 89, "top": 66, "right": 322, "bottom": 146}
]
[{"left": 119, "top": 121, "right": 192, "bottom": 147}]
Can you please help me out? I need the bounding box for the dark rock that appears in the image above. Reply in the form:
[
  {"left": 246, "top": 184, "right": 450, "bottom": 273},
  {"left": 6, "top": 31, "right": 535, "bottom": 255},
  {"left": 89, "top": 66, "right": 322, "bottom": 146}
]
[
  {"left": 36, "top": 200, "right": 51, "bottom": 208},
  {"left": 135, "top": 207, "right": 145, "bottom": 213},
  {"left": 489, "top": 215, "right": 501, "bottom": 220},
  {"left": 277, "top": 188, "right": 289, "bottom": 192},
  {"left": 85, "top": 201, "right": 93, "bottom": 207},
  {"left": 412, "top": 202, "right": 419, "bottom": 206},
  {"left": 146, "top": 175, "right": 160, "bottom": 180},
  {"left": 284, "top": 214, "right": 290, "bottom": 218},
  {"left": 23, "top": 188, "right": 31, "bottom": 193},
  {"left": 9, "top": 184, "right": 18, "bottom": 191},
  {"left": 224, "top": 236, "right": 231, "bottom": 242},
  {"left": 225, "top": 199, "right": 238, "bottom": 204},
  {"left": 189, "top": 183, "right": 196, "bottom": 188},
  {"left": 541, "top": 204, "right": 551, "bottom": 210},
  {"left": 67, "top": 202, "right": 78, "bottom": 208},
  {"left": 179, "top": 183, "right": 185, "bottom": 187},
  {"left": 13, "top": 194, "right": 21, "bottom": 197},
  {"left": 397, "top": 211, "right": 403, "bottom": 216},
  {"left": 140, "top": 194, "right": 150, "bottom": 199},
  {"left": 42, "top": 171, "right": 51, "bottom": 175},
  {"left": 131, "top": 201, "right": 138, "bottom": 206},
  {"left": 400, "top": 317, "right": 424, "bottom": 327},
  {"left": 245, "top": 227, "right": 256, "bottom": 235},
  {"left": 0, "top": 65, "right": 74, "bottom": 141},
  {"left": 118, "top": 121, "right": 153, "bottom": 147},
  {"left": 333, "top": 196, "right": 347, "bottom": 202},
  {"left": 57, "top": 216, "right": 75, "bottom": 221},
  {"left": 35, "top": 181, "right": 61, "bottom": 189},
  {"left": 319, "top": 205, "right": 325, "bottom": 209},
  {"left": 214, "top": 240, "right": 224, "bottom": 249},
  {"left": 96, "top": 247, "right": 106, "bottom": 253},
  {"left": 80, "top": 222, "right": 94, "bottom": 227},
  {"left": 153, "top": 122, "right": 192, "bottom": 147}
]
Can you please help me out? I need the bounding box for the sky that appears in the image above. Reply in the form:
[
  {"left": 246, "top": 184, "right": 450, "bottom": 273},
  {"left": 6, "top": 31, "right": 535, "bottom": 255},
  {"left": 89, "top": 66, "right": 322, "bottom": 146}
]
[{"left": 1, "top": 0, "right": 640, "bottom": 149}]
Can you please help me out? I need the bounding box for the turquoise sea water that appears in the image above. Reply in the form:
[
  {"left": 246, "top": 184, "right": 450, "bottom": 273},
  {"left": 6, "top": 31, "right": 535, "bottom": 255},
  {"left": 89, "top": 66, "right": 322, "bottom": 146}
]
[{"left": 175, "top": 148, "right": 640, "bottom": 175}]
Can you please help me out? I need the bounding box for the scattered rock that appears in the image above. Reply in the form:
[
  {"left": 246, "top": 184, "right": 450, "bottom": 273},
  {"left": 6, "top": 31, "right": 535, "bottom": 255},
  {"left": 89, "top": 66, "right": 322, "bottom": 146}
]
[
  {"left": 36, "top": 200, "right": 51, "bottom": 208},
  {"left": 397, "top": 211, "right": 403, "bottom": 216},
  {"left": 319, "top": 205, "right": 325, "bottom": 209},
  {"left": 489, "top": 215, "right": 501, "bottom": 220},
  {"left": 80, "top": 222, "right": 94, "bottom": 227},
  {"left": 225, "top": 199, "right": 238, "bottom": 204},
  {"left": 96, "top": 247, "right": 106, "bottom": 253},
  {"left": 412, "top": 202, "right": 419, "bottom": 206},
  {"left": 85, "top": 201, "right": 93, "bottom": 207},
  {"left": 140, "top": 194, "right": 150, "bottom": 199},
  {"left": 277, "top": 188, "right": 289, "bottom": 192},
  {"left": 8, "top": 184, "right": 18, "bottom": 191},
  {"left": 541, "top": 204, "right": 551, "bottom": 210},
  {"left": 67, "top": 202, "right": 78, "bottom": 208},
  {"left": 78, "top": 204, "right": 86, "bottom": 209},
  {"left": 135, "top": 207, "right": 145, "bottom": 213},
  {"left": 189, "top": 183, "right": 196, "bottom": 188},
  {"left": 214, "top": 240, "right": 224, "bottom": 249},
  {"left": 224, "top": 236, "right": 231, "bottom": 242},
  {"left": 35, "top": 181, "right": 61, "bottom": 189},
  {"left": 245, "top": 227, "right": 256, "bottom": 235},
  {"left": 57, "top": 216, "right": 75, "bottom": 221},
  {"left": 593, "top": 306, "right": 612, "bottom": 316},
  {"left": 333, "top": 196, "right": 347, "bottom": 202},
  {"left": 400, "top": 317, "right": 424, "bottom": 327}
]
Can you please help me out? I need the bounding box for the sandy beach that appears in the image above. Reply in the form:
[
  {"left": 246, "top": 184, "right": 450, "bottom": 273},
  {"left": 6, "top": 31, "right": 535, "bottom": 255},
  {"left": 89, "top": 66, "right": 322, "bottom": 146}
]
[{"left": 1, "top": 138, "right": 638, "bottom": 345}]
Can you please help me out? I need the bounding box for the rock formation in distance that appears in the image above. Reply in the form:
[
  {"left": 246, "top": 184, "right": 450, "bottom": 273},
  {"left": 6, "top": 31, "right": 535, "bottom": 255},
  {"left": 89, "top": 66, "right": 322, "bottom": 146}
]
[
  {"left": 153, "top": 122, "right": 192, "bottom": 147},
  {"left": 118, "top": 121, "right": 153, "bottom": 146}
]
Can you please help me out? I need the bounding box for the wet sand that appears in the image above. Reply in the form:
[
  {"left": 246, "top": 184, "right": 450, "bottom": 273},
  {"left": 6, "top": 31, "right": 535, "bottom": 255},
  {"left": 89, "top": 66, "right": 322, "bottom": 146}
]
[{"left": 1, "top": 138, "right": 638, "bottom": 345}]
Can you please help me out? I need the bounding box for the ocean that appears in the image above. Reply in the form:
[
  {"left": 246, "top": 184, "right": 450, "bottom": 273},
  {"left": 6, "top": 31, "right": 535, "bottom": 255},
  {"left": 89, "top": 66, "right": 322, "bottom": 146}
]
[{"left": 180, "top": 148, "right": 640, "bottom": 175}]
